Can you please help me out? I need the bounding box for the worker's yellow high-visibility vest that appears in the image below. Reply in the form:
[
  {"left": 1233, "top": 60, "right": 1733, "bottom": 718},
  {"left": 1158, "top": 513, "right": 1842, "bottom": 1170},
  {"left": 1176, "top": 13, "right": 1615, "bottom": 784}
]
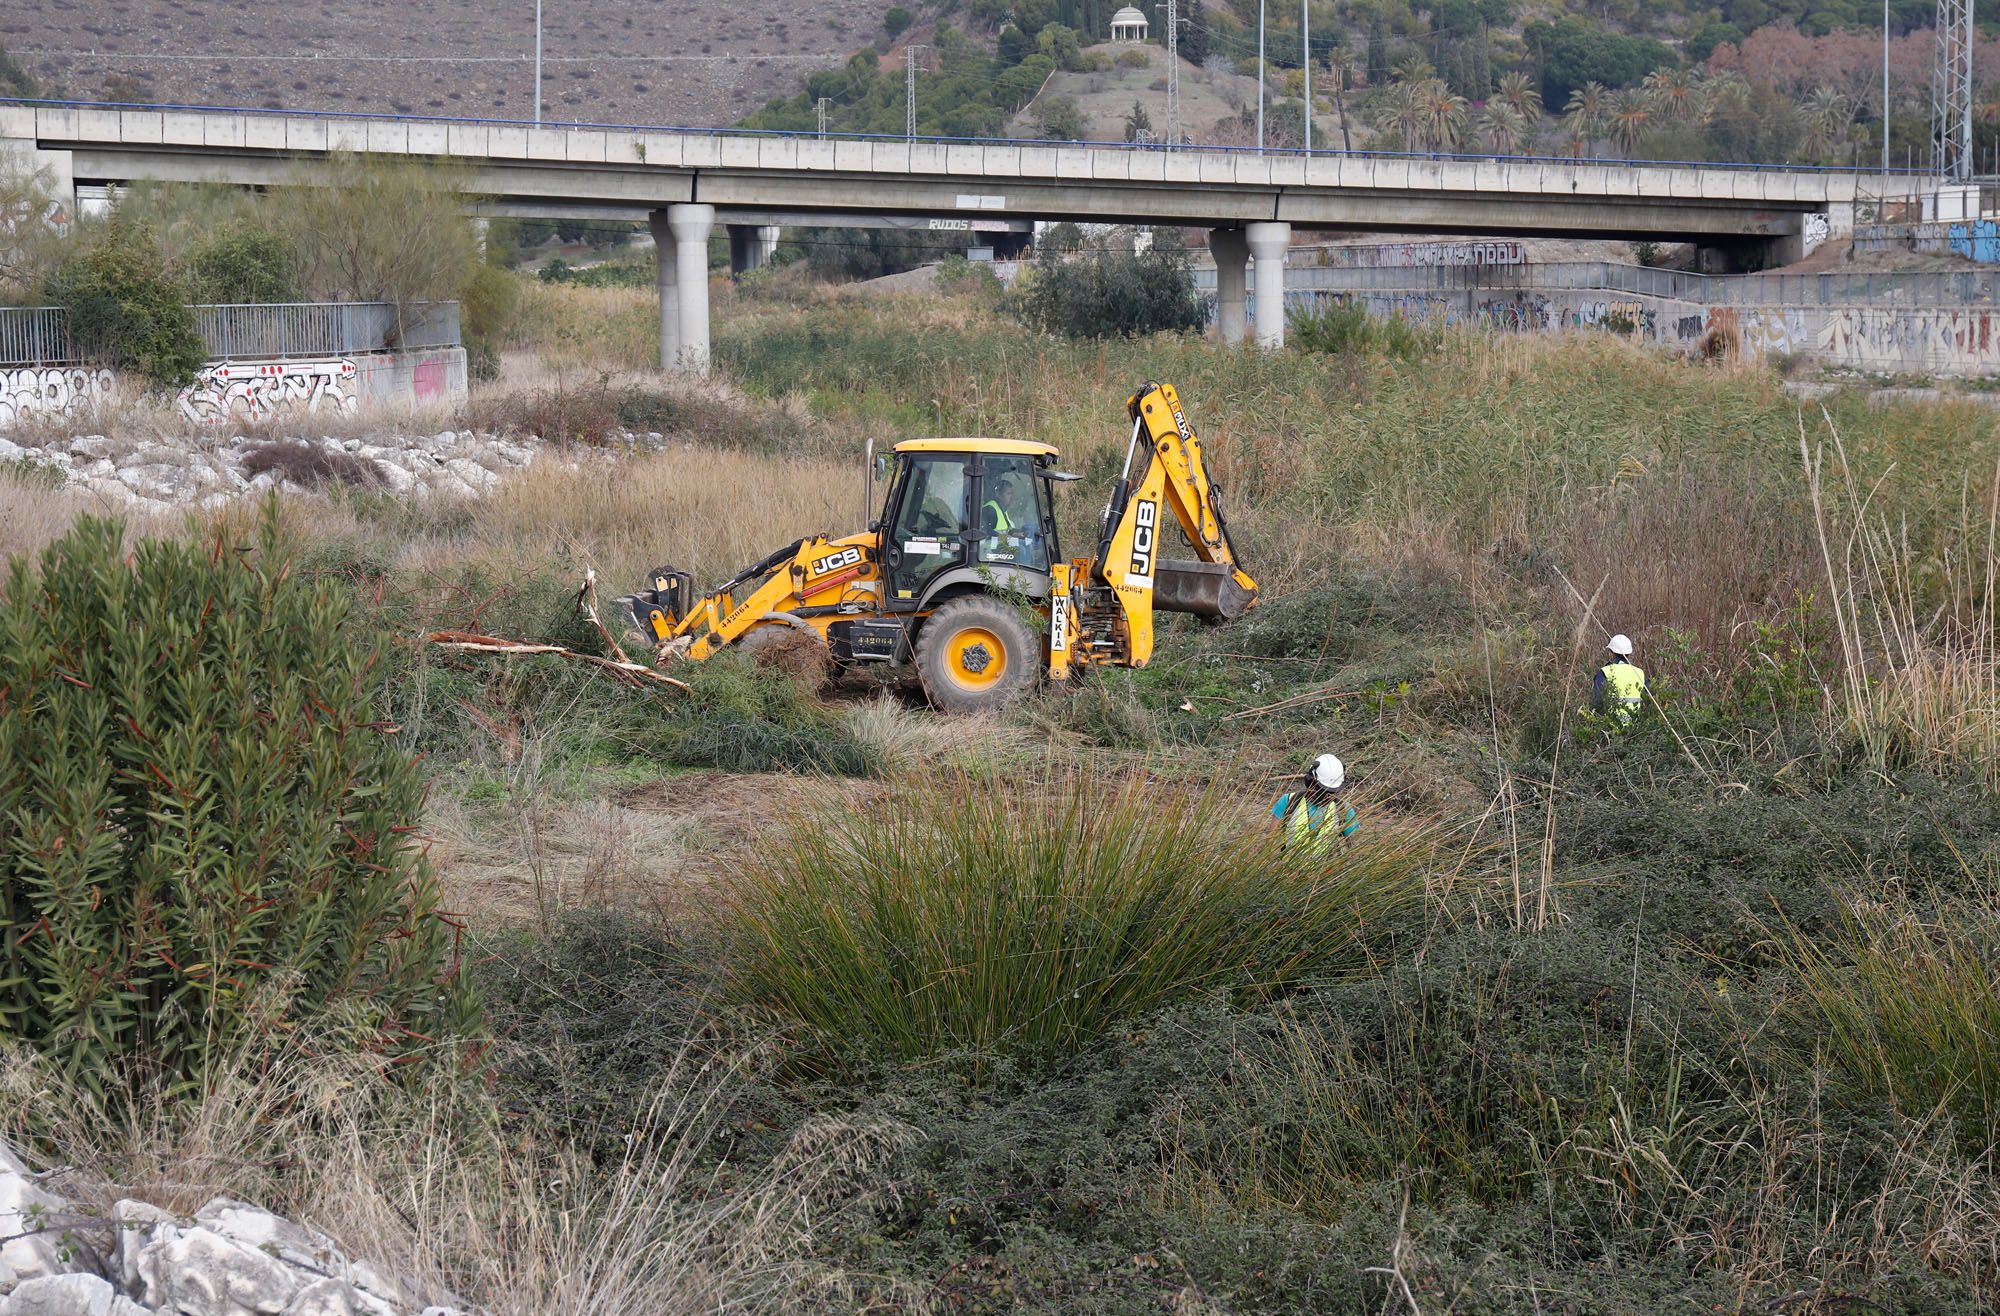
[
  {"left": 1601, "top": 661, "right": 1647, "bottom": 727},
  {"left": 1282, "top": 796, "right": 1357, "bottom": 855},
  {"left": 982, "top": 500, "right": 1013, "bottom": 533}
]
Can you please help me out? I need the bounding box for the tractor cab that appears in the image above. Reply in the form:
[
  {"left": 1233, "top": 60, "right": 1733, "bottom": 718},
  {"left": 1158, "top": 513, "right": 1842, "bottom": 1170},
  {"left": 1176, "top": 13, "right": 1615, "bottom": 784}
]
[{"left": 875, "top": 438, "right": 1064, "bottom": 612}]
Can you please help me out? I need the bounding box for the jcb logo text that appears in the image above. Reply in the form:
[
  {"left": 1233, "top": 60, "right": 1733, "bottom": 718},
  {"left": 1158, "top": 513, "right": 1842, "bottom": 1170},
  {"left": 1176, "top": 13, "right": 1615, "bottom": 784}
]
[
  {"left": 811, "top": 547, "right": 864, "bottom": 576},
  {"left": 1129, "top": 499, "right": 1157, "bottom": 586}
]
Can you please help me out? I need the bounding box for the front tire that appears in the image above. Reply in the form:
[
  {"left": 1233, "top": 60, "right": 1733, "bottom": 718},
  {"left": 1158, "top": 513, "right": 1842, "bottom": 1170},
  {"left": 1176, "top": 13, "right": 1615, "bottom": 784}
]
[{"left": 914, "top": 595, "right": 1040, "bottom": 714}]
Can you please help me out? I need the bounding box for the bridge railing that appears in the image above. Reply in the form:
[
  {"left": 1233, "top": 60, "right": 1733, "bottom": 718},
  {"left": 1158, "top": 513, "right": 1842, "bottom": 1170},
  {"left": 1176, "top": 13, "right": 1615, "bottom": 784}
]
[
  {"left": 0, "top": 301, "right": 461, "bottom": 368},
  {"left": 1194, "top": 262, "right": 2000, "bottom": 308},
  {"left": 0, "top": 96, "right": 1933, "bottom": 179}
]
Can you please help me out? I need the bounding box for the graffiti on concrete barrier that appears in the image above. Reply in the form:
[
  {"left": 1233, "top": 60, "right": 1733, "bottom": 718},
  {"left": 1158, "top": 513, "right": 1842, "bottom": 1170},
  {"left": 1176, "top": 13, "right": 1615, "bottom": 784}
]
[
  {"left": 178, "top": 359, "right": 358, "bottom": 425},
  {"left": 1820, "top": 306, "right": 2000, "bottom": 372},
  {"left": 1804, "top": 213, "right": 1830, "bottom": 250},
  {"left": 413, "top": 356, "right": 448, "bottom": 403},
  {"left": 1475, "top": 295, "right": 1552, "bottom": 331},
  {"left": 1326, "top": 240, "right": 1526, "bottom": 269},
  {"left": 0, "top": 366, "right": 116, "bottom": 428},
  {"left": 1740, "top": 307, "right": 1809, "bottom": 355}
]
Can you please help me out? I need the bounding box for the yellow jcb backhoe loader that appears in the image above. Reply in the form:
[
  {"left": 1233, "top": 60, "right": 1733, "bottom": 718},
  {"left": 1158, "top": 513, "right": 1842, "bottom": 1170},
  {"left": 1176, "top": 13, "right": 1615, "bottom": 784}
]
[{"left": 620, "top": 381, "right": 1258, "bottom": 713}]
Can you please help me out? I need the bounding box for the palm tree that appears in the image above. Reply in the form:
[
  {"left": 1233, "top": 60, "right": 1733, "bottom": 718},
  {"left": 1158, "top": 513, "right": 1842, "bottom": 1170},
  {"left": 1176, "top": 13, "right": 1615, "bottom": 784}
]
[
  {"left": 1608, "top": 88, "right": 1652, "bottom": 157},
  {"left": 1799, "top": 86, "right": 1854, "bottom": 161},
  {"left": 1495, "top": 71, "right": 1542, "bottom": 130},
  {"left": 1559, "top": 110, "right": 1593, "bottom": 159},
  {"left": 1393, "top": 53, "right": 1435, "bottom": 85},
  {"left": 1693, "top": 68, "right": 1750, "bottom": 131},
  {"left": 1372, "top": 80, "right": 1424, "bottom": 153},
  {"left": 1480, "top": 102, "right": 1527, "bottom": 155},
  {"left": 1326, "top": 46, "right": 1357, "bottom": 154},
  {"left": 1418, "top": 78, "right": 1470, "bottom": 153},
  {"left": 1563, "top": 81, "right": 1609, "bottom": 141},
  {"left": 1643, "top": 68, "right": 1698, "bottom": 123}
]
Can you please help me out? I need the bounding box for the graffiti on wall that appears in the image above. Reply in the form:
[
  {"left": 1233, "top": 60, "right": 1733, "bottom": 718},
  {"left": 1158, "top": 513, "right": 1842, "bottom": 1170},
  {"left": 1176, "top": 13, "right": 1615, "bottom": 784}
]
[
  {"left": 1804, "top": 213, "right": 1830, "bottom": 250},
  {"left": 1475, "top": 295, "right": 1552, "bottom": 331},
  {"left": 177, "top": 359, "right": 358, "bottom": 425},
  {"left": 0, "top": 366, "right": 115, "bottom": 427},
  {"left": 1820, "top": 307, "right": 2000, "bottom": 372},
  {"left": 1327, "top": 240, "right": 1526, "bottom": 269}
]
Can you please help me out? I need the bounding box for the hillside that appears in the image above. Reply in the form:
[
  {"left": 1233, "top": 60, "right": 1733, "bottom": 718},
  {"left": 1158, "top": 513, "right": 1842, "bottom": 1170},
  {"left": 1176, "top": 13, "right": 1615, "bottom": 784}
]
[{"left": 0, "top": 0, "right": 904, "bottom": 125}]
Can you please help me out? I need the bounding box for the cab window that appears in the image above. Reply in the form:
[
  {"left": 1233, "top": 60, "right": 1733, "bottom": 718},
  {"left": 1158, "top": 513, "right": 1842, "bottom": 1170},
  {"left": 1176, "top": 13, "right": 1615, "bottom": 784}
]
[{"left": 975, "top": 455, "right": 1050, "bottom": 571}]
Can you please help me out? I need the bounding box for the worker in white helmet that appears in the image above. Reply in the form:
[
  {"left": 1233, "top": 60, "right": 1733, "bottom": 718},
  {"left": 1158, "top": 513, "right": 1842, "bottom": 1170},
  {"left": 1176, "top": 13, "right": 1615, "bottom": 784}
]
[
  {"left": 1591, "top": 633, "right": 1647, "bottom": 729},
  {"left": 1271, "top": 753, "right": 1359, "bottom": 854}
]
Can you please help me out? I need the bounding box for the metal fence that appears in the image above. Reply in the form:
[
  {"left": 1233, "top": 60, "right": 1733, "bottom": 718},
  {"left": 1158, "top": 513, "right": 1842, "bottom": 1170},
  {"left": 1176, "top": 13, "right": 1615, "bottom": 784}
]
[
  {"left": 0, "top": 307, "right": 69, "bottom": 368},
  {"left": 0, "top": 301, "right": 461, "bottom": 368},
  {"left": 1192, "top": 262, "right": 2000, "bottom": 308}
]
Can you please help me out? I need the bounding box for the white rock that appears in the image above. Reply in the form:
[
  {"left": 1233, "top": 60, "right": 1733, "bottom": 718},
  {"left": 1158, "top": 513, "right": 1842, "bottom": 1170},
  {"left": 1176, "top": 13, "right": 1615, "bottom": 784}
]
[
  {"left": 442, "top": 458, "right": 497, "bottom": 491},
  {"left": 117, "top": 464, "right": 193, "bottom": 500},
  {"left": 425, "top": 473, "right": 477, "bottom": 501},
  {"left": 132, "top": 1225, "right": 303, "bottom": 1316},
  {"left": 194, "top": 1199, "right": 344, "bottom": 1277},
  {"left": 277, "top": 1279, "right": 397, "bottom": 1316},
  {"left": 127, "top": 446, "right": 189, "bottom": 469},
  {"left": 79, "top": 459, "right": 116, "bottom": 481},
  {"left": 246, "top": 471, "right": 281, "bottom": 493},
  {"left": 109, "top": 1200, "right": 176, "bottom": 1296},
  {"left": 0, "top": 1158, "right": 83, "bottom": 1289},
  {"left": 375, "top": 464, "right": 415, "bottom": 494},
  {"left": 80, "top": 478, "right": 136, "bottom": 506},
  {"left": 65, "top": 437, "right": 110, "bottom": 460},
  {"left": 0, "top": 438, "right": 25, "bottom": 462},
  {"left": 340, "top": 439, "right": 362, "bottom": 453},
  {"left": 0, "top": 1273, "right": 148, "bottom": 1316}
]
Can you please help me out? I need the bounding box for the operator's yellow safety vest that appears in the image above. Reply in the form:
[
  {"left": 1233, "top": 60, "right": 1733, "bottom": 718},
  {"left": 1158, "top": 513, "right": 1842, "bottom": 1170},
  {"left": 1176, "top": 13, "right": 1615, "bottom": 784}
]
[
  {"left": 1600, "top": 660, "right": 1647, "bottom": 728},
  {"left": 982, "top": 500, "right": 1013, "bottom": 533}
]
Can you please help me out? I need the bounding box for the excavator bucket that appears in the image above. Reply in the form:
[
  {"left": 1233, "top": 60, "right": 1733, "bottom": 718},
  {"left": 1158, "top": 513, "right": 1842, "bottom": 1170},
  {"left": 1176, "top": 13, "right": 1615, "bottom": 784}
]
[{"left": 1153, "top": 559, "right": 1257, "bottom": 621}]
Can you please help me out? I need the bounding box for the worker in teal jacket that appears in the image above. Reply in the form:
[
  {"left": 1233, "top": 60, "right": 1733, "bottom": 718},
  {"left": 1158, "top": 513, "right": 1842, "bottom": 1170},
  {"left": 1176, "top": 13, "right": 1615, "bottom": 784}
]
[{"left": 1271, "top": 753, "right": 1359, "bottom": 854}]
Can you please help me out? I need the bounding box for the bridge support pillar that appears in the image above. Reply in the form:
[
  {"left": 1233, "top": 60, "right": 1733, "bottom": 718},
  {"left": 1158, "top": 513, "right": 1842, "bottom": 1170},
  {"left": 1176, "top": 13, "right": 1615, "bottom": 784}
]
[
  {"left": 1246, "top": 221, "right": 1290, "bottom": 349},
  {"left": 649, "top": 209, "right": 681, "bottom": 371},
  {"left": 728, "top": 223, "right": 780, "bottom": 276},
  {"left": 1211, "top": 227, "right": 1248, "bottom": 345},
  {"left": 669, "top": 203, "right": 715, "bottom": 373}
]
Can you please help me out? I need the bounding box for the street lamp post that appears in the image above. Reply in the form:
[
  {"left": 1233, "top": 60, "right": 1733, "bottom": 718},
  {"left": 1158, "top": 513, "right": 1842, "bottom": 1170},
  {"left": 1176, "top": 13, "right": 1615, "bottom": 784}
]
[
  {"left": 534, "top": 0, "right": 543, "bottom": 126},
  {"left": 1302, "top": 0, "right": 1311, "bottom": 153},
  {"left": 1256, "top": 0, "right": 1266, "bottom": 153}
]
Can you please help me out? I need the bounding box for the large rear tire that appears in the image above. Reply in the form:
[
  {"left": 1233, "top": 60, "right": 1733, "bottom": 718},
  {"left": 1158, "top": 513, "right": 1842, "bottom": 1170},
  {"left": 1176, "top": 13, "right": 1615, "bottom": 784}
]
[{"left": 914, "top": 595, "right": 1040, "bottom": 714}]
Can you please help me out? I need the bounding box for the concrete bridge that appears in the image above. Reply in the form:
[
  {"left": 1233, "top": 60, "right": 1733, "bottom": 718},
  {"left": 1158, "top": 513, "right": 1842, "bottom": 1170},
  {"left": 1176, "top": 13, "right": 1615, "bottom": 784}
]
[{"left": 3, "top": 100, "right": 1864, "bottom": 367}]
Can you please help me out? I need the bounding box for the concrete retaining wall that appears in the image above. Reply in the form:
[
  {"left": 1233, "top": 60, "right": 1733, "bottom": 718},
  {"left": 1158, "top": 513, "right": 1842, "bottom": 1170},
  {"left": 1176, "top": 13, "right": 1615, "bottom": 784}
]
[
  {"left": 1314, "top": 286, "right": 2000, "bottom": 374},
  {"left": 0, "top": 348, "right": 467, "bottom": 429}
]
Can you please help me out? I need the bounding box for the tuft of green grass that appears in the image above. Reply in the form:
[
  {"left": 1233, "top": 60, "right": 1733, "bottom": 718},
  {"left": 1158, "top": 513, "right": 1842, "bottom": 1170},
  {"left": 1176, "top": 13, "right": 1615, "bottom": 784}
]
[
  {"left": 1781, "top": 884, "right": 2000, "bottom": 1153},
  {"left": 728, "top": 770, "right": 1437, "bottom": 1062}
]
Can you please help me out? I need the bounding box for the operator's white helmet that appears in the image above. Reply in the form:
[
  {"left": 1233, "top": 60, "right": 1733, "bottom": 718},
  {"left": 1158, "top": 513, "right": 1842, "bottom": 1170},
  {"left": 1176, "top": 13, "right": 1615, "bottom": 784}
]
[
  {"left": 1606, "top": 633, "right": 1634, "bottom": 657},
  {"left": 1308, "top": 753, "right": 1345, "bottom": 791}
]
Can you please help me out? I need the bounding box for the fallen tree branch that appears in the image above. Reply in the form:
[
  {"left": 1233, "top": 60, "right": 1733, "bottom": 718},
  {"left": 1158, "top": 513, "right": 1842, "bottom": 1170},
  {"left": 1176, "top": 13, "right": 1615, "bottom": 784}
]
[{"left": 426, "top": 630, "right": 690, "bottom": 691}]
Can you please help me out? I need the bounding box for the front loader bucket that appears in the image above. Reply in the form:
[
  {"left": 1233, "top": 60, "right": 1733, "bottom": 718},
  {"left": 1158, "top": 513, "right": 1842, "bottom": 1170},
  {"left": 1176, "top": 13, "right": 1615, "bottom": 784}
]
[
  {"left": 622, "top": 564, "right": 696, "bottom": 641},
  {"left": 1153, "top": 559, "right": 1257, "bottom": 621}
]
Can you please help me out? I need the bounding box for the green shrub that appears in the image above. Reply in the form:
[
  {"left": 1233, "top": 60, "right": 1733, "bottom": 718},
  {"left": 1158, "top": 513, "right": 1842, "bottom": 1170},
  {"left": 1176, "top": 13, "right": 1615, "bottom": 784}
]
[
  {"left": 1289, "top": 297, "right": 1438, "bottom": 362},
  {"left": 0, "top": 516, "right": 480, "bottom": 1097},
  {"left": 187, "top": 223, "right": 300, "bottom": 304},
  {"left": 1005, "top": 247, "right": 1207, "bottom": 340},
  {"left": 649, "top": 660, "right": 877, "bottom": 776},
  {"left": 731, "top": 772, "right": 1433, "bottom": 1062},
  {"left": 43, "top": 223, "right": 206, "bottom": 389}
]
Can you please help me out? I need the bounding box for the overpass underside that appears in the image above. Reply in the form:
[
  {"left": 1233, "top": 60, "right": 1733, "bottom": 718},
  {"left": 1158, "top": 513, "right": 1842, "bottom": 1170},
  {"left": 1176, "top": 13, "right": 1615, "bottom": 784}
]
[{"left": 8, "top": 102, "right": 1859, "bottom": 363}]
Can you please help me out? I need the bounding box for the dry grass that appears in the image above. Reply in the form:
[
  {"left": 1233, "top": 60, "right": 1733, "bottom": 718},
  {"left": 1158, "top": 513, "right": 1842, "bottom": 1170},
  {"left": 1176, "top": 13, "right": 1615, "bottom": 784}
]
[
  {"left": 1805, "top": 418, "right": 2000, "bottom": 786},
  {"left": 0, "top": 1037, "right": 921, "bottom": 1316},
  {"left": 502, "top": 282, "right": 659, "bottom": 372}
]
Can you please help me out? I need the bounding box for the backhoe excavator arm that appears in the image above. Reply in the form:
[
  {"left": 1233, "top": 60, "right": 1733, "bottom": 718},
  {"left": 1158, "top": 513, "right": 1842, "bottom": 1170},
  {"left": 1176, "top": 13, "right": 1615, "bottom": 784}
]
[{"left": 1092, "top": 381, "right": 1258, "bottom": 666}]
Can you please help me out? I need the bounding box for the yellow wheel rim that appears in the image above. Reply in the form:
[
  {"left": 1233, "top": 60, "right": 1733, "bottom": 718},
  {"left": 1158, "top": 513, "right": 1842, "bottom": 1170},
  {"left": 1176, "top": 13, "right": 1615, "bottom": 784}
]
[{"left": 944, "top": 626, "right": 1008, "bottom": 690}]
